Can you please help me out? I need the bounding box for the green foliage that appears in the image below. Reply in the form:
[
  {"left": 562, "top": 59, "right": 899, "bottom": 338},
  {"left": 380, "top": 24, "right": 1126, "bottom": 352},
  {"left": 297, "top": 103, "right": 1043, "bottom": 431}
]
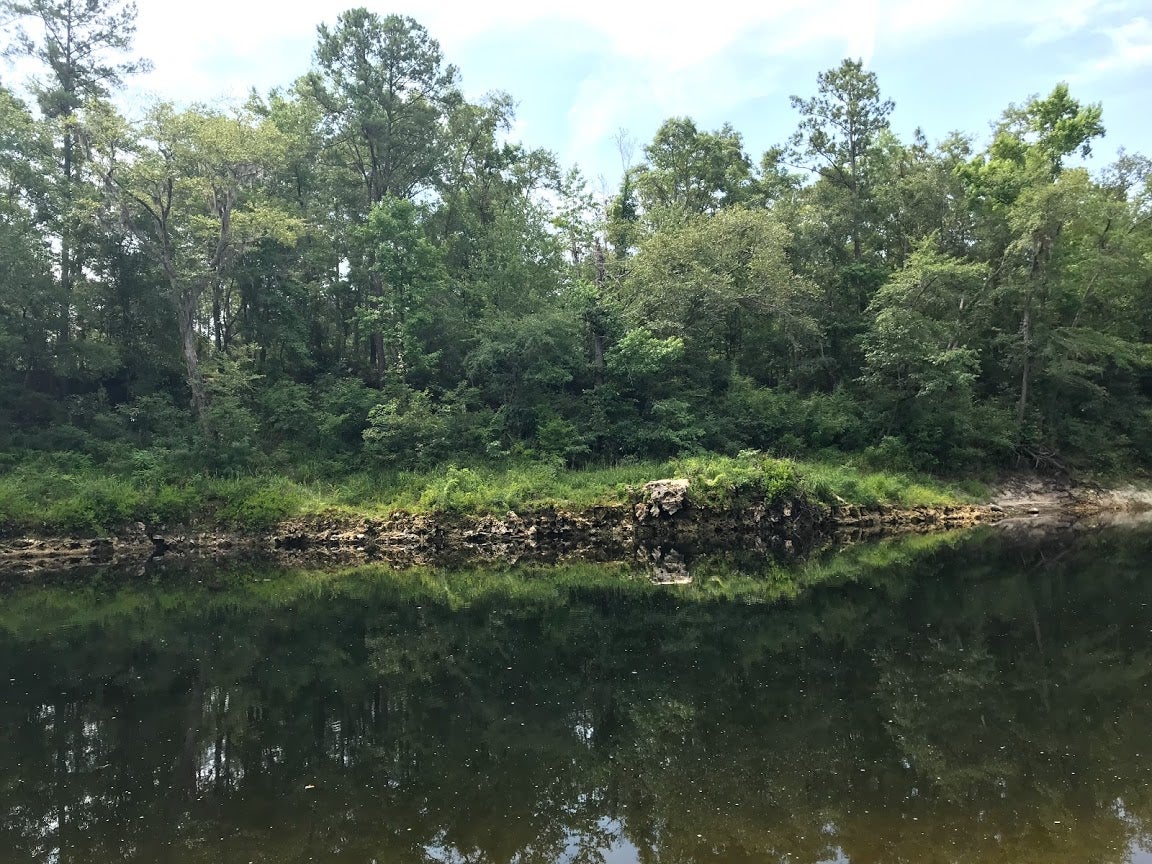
[
  {"left": 0, "top": 447, "right": 980, "bottom": 534},
  {"left": 0, "top": 18, "right": 1148, "bottom": 500},
  {"left": 363, "top": 385, "right": 495, "bottom": 467},
  {"left": 623, "top": 206, "right": 818, "bottom": 376},
  {"left": 718, "top": 379, "right": 868, "bottom": 455},
  {"left": 356, "top": 196, "right": 446, "bottom": 381},
  {"left": 213, "top": 479, "right": 302, "bottom": 528},
  {"left": 417, "top": 465, "right": 485, "bottom": 512},
  {"left": 785, "top": 57, "right": 894, "bottom": 266},
  {"left": 146, "top": 482, "right": 201, "bottom": 524},
  {"left": 533, "top": 415, "right": 590, "bottom": 464},
  {"left": 197, "top": 350, "right": 265, "bottom": 469},
  {"left": 633, "top": 117, "right": 754, "bottom": 222},
  {"left": 672, "top": 452, "right": 803, "bottom": 508},
  {"left": 799, "top": 461, "right": 959, "bottom": 507}
]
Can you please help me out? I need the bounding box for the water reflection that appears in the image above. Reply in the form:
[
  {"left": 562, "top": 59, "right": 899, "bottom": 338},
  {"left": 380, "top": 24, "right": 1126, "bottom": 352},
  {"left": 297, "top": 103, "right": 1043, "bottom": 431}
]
[{"left": 1, "top": 526, "right": 1152, "bottom": 863}]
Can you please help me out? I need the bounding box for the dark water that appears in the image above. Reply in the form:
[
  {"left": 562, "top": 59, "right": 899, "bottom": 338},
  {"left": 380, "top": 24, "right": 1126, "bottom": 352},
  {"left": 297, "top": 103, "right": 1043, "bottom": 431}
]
[{"left": 3, "top": 525, "right": 1152, "bottom": 863}]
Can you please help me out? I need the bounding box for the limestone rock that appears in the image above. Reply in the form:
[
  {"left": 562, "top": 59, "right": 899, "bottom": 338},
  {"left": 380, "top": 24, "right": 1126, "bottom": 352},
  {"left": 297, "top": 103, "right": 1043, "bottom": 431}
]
[
  {"left": 635, "top": 479, "right": 691, "bottom": 523},
  {"left": 647, "top": 546, "right": 692, "bottom": 585}
]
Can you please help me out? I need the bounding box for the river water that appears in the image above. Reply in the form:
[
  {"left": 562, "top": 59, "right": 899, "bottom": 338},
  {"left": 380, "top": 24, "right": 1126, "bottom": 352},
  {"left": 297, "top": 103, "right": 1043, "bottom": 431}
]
[{"left": 2, "top": 523, "right": 1151, "bottom": 863}]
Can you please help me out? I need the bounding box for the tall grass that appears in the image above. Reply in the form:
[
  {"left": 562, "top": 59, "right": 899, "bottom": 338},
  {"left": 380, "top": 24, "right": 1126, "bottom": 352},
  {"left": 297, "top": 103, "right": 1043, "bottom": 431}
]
[{"left": 0, "top": 449, "right": 981, "bottom": 535}]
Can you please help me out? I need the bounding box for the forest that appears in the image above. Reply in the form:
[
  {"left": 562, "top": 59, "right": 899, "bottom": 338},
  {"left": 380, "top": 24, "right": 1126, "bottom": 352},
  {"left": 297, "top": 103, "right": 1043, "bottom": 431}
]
[{"left": 1, "top": 1, "right": 1150, "bottom": 529}]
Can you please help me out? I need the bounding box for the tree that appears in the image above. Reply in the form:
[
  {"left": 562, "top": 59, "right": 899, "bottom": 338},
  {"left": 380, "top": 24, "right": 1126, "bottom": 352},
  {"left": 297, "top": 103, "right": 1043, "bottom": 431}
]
[
  {"left": 307, "top": 9, "right": 459, "bottom": 205},
  {"left": 960, "top": 84, "right": 1106, "bottom": 439},
  {"left": 1023, "top": 159, "right": 1152, "bottom": 461},
  {"left": 606, "top": 171, "right": 640, "bottom": 261},
  {"left": 771, "top": 60, "right": 897, "bottom": 390},
  {"left": 785, "top": 58, "right": 894, "bottom": 262},
  {"left": 870, "top": 130, "right": 977, "bottom": 267},
  {"left": 623, "top": 206, "right": 817, "bottom": 381},
  {"left": 306, "top": 9, "right": 460, "bottom": 378},
  {"left": 96, "top": 103, "right": 300, "bottom": 430},
  {"left": 237, "top": 85, "right": 334, "bottom": 373},
  {"left": 1, "top": 0, "right": 148, "bottom": 358},
  {"left": 0, "top": 86, "right": 56, "bottom": 418},
  {"left": 356, "top": 196, "right": 443, "bottom": 384},
  {"left": 861, "top": 244, "right": 996, "bottom": 465},
  {"left": 633, "top": 117, "right": 753, "bottom": 225}
]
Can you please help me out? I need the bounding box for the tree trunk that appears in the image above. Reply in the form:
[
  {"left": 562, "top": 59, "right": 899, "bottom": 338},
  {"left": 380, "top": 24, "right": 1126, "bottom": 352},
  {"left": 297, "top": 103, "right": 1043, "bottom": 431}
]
[
  {"left": 393, "top": 280, "right": 407, "bottom": 379},
  {"left": 1017, "top": 300, "right": 1032, "bottom": 428},
  {"left": 1017, "top": 234, "right": 1051, "bottom": 431},
  {"left": 176, "top": 293, "right": 209, "bottom": 431},
  {"left": 212, "top": 282, "right": 224, "bottom": 351},
  {"left": 369, "top": 269, "right": 385, "bottom": 381},
  {"left": 58, "top": 127, "right": 75, "bottom": 361},
  {"left": 850, "top": 141, "right": 862, "bottom": 262},
  {"left": 590, "top": 240, "right": 607, "bottom": 382}
]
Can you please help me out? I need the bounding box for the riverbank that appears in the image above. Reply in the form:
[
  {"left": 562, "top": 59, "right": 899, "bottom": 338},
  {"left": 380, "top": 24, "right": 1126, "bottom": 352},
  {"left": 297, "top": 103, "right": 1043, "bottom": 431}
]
[
  {"left": 0, "top": 452, "right": 974, "bottom": 537},
  {"left": 1, "top": 461, "right": 1147, "bottom": 577}
]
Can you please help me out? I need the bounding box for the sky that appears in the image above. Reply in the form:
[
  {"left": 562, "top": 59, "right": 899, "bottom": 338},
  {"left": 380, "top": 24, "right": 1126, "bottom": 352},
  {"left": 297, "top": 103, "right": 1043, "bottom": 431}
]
[{"left": 7, "top": 0, "right": 1152, "bottom": 190}]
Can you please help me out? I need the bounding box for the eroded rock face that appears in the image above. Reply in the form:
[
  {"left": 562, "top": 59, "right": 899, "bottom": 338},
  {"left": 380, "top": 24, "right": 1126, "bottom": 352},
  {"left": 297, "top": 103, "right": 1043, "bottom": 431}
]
[
  {"left": 0, "top": 531, "right": 254, "bottom": 580},
  {"left": 5, "top": 483, "right": 1146, "bottom": 578},
  {"left": 268, "top": 506, "right": 636, "bottom": 568},
  {"left": 641, "top": 545, "right": 692, "bottom": 584},
  {"left": 635, "top": 479, "right": 691, "bottom": 523}
]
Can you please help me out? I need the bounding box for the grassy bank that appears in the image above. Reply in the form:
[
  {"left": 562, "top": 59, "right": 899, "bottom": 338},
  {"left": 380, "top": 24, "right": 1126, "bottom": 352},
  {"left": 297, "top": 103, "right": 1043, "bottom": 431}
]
[{"left": 0, "top": 450, "right": 987, "bottom": 536}]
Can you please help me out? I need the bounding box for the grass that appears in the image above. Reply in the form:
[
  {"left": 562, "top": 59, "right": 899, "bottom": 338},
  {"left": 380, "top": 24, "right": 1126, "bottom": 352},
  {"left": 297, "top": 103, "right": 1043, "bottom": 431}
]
[{"left": 0, "top": 449, "right": 984, "bottom": 535}]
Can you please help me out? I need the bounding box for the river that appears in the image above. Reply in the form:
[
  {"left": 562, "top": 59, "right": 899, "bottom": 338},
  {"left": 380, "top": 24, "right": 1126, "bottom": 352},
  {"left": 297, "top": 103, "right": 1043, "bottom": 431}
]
[{"left": 2, "top": 522, "right": 1151, "bottom": 863}]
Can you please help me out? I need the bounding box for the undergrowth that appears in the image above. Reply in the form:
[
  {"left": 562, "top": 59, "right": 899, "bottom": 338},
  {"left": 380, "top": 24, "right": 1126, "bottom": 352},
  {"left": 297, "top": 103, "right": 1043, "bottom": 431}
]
[{"left": 0, "top": 448, "right": 983, "bottom": 535}]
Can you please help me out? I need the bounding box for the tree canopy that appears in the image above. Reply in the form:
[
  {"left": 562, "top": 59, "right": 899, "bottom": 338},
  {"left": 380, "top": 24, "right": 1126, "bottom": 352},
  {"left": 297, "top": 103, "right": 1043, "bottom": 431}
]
[{"left": 0, "top": 5, "right": 1148, "bottom": 477}]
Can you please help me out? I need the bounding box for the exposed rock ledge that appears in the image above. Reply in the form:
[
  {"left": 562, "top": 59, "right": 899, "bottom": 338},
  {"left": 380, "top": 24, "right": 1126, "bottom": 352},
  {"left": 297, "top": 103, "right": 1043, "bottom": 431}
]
[{"left": 1, "top": 479, "right": 1148, "bottom": 578}]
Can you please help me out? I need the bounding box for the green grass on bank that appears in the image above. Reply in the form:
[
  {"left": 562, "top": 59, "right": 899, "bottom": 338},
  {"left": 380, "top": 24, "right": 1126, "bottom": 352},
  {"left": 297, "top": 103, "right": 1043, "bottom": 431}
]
[{"left": 0, "top": 449, "right": 986, "bottom": 535}]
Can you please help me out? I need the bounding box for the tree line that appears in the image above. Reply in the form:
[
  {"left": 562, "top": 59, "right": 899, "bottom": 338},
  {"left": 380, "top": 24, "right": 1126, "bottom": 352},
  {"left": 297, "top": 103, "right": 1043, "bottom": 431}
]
[{"left": 2, "top": 0, "right": 1149, "bottom": 476}]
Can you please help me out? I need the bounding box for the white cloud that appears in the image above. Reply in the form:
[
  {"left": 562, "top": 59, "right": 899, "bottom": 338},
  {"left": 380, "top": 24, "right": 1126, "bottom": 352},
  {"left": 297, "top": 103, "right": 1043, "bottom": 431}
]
[
  {"left": 882, "top": 0, "right": 1126, "bottom": 44},
  {"left": 554, "top": 0, "right": 1152, "bottom": 177},
  {"left": 9, "top": 0, "right": 1141, "bottom": 101},
  {"left": 6, "top": 0, "right": 1144, "bottom": 178},
  {"left": 1084, "top": 16, "right": 1152, "bottom": 77},
  {"left": 1023, "top": 0, "right": 1119, "bottom": 44}
]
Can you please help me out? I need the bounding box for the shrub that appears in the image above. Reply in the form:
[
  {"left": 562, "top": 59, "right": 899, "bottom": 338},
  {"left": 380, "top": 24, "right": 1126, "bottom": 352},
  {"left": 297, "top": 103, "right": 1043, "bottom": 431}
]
[
  {"left": 147, "top": 483, "right": 202, "bottom": 526},
  {"left": 674, "top": 452, "right": 803, "bottom": 508},
  {"left": 418, "top": 466, "right": 484, "bottom": 512},
  {"left": 215, "top": 481, "right": 300, "bottom": 529}
]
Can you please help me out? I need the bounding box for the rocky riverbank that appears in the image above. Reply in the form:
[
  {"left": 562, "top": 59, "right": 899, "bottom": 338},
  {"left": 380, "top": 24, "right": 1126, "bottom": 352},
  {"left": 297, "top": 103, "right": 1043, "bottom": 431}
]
[{"left": 1, "top": 478, "right": 1148, "bottom": 578}]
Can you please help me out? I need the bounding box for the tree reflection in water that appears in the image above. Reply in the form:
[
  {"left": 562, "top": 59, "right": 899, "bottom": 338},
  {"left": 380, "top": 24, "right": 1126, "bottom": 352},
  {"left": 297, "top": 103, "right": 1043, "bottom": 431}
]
[{"left": 1, "top": 525, "right": 1151, "bottom": 863}]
